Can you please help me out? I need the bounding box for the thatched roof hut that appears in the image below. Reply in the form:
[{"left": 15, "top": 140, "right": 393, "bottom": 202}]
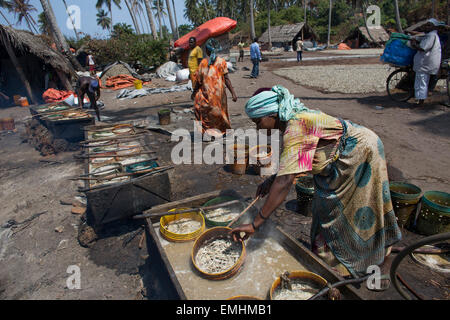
[
  {"left": 0, "top": 25, "right": 75, "bottom": 105},
  {"left": 259, "top": 23, "right": 318, "bottom": 47},
  {"left": 344, "top": 26, "right": 390, "bottom": 48}
]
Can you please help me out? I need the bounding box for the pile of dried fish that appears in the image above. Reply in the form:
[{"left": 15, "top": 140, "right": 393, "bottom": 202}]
[
  {"left": 273, "top": 280, "right": 321, "bottom": 300},
  {"left": 205, "top": 207, "right": 239, "bottom": 223},
  {"left": 165, "top": 218, "right": 202, "bottom": 234},
  {"left": 195, "top": 238, "right": 241, "bottom": 274}
]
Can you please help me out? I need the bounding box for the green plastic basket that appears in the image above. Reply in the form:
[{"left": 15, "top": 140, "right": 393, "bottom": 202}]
[
  {"left": 416, "top": 191, "right": 450, "bottom": 236},
  {"left": 389, "top": 182, "right": 422, "bottom": 229},
  {"left": 202, "top": 196, "right": 246, "bottom": 227}
]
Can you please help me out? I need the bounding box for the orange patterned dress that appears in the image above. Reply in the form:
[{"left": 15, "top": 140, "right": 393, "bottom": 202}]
[{"left": 194, "top": 57, "right": 231, "bottom": 135}]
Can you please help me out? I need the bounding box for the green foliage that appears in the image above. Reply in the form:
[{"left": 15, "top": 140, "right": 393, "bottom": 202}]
[
  {"left": 178, "top": 24, "right": 194, "bottom": 37},
  {"left": 85, "top": 34, "right": 168, "bottom": 68},
  {"left": 111, "top": 23, "right": 135, "bottom": 38}
]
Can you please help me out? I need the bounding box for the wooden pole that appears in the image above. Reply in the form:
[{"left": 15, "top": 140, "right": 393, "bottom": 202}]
[{"left": 1, "top": 34, "right": 37, "bottom": 104}]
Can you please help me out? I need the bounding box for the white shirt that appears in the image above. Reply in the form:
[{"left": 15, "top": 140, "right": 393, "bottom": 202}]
[
  {"left": 88, "top": 55, "right": 95, "bottom": 66},
  {"left": 413, "top": 30, "right": 441, "bottom": 75}
]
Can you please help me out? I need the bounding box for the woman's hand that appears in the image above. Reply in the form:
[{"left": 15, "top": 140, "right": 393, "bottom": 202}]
[
  {"left": 256, "top": 175, "right": 276, "bottom": 198},
  {"left": 230, "top": 224, "right": 255, "bottom": 242}
]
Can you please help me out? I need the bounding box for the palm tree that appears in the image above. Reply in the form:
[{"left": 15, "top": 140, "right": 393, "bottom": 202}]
[
  {"left": 37, "top": 11, "right": 50, "bottom": 35},
  {"left": 96, "top": 9, "right": 112, "bottom": 34},
  {"left": 327, "top": 0, "right": 332, "bottom": 46},
  {"left": 62, "top": 0, "right": 80, "bottom": 41},
  {"left": 165, "top": 0, "right": 176, "bottom": 39},
  {"left": 267, "top": 0, "right": 271, "bottom": 48},
  {"left": 8, "top": 0, "right": 39, "bottom": 33},
  {"left": 39, "top": 0, "right": 83, "bottom": 71},
  {"left": 144, "top": 0, "right": 158, "bottom": 39},
  {"left": 153, "top": 0, "right": 164, "bottom": 38},
  {"left": 172, "top": 0, "right": 179, "bottom": 38},
  {"left": 96, "top": 0, "right": 122, "bottom": 34},
  {"left": 249, "top": 0, "right": 255, "bottom": 40},
  {"left": 393, "top": 0, "right": 403, "bottom": 33},
  {"left": 124, "top": 0, "right": 140, "bottom": 34},
  {"left": 0, "top": 0, "right": 12, "bottom": 26}
]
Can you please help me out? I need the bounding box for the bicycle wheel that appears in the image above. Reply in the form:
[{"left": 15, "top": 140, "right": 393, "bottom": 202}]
[
  {"left": 387, "top": 69, "right": 414, "bottom": 102},
  {"left": 390, "top": 232, "right": 450, "bottom": 300}
]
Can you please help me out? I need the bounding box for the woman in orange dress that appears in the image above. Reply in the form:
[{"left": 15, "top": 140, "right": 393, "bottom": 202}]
[{"left": 191, "top": 38, "right": 238, "bottom": 136}]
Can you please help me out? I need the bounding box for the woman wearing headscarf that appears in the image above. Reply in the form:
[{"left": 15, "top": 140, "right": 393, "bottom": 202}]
[
  {"left": 231, "top": 86, "right": 401, "bottom": 286},
  {"left": 191, "top": 38, "right": 238, "bottom": 136}
]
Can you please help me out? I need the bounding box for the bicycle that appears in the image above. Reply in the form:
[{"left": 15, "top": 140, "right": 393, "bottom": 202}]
[
  {"left": 386, "top": 59, "right": 450, "bottom": 103},
  {"left": 390, "top": 232, "right": 450, "bottom": 300}
]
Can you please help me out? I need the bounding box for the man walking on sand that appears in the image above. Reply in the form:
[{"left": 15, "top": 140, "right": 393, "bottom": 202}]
[
  {"left": 238, "top": 41, "right": 245, "bottom": 62},
  {"left": 250, "top": 38, "right": 262, "bottom": 78},
  {"left": 296, "top": 38, "right": 304, "bottom": 62}
]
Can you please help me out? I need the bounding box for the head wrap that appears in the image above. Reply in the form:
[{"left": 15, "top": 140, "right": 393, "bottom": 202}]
[
  {"left": 245, "top": 85, "right": 310, "bottom": 121},
  {"left": 205, "top": 38, "right": 222, "bottom": 66},
  {"left": 427, "top": 18, "right": 445, "bottom": 27}
]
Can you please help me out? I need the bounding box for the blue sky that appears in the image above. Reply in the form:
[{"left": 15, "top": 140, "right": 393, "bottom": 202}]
[{"left": 0, "top": 0, "right": 190, "bottom": 38}]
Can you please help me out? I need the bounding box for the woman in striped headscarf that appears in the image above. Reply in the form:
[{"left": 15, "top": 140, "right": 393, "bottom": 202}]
[
  {"left": 191, "top": 38, "right": 238, "bottom": 136},
  {"left": 231, "top": 86, "right": 401, "bottom": 288}
]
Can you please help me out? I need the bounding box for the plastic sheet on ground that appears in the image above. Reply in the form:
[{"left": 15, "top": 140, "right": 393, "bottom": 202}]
[
  {"left": 42, "top": 88, "right": 75, "bottom": 103},
  {"left": 116, "top": 81, "right": 192, "bottom": 99},
  {"left": 156, "top": 61, "right": 182, "bottom": 81}
]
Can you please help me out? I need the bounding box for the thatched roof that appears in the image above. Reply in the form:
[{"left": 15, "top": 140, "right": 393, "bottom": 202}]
[
  {"left": 0, "top": 25, "right": 74, "bottom": 75},
  {"left": 356, "top": 26, "right": 390, "bottom": 43},
  {"left": 259, "top": 23, "right": 317, "bottom": 43}
]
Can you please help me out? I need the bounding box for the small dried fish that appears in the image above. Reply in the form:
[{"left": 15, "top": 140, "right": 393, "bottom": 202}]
[
  {"left": 273, "top": 280, "right": 320, "bottom": 300},
  {"left": 195, "top": 238, "right": 241, "bottom": 274},
  {"left": 165, "top": 218, "right": 202, "bottom": 234},
  {"left": 205, "top": 208, "right": 239, "bottom": 223}
]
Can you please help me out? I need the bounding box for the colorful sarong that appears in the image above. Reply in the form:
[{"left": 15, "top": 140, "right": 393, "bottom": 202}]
[{"left": 310, "top": 120, "right": 402, "bottom": 277}]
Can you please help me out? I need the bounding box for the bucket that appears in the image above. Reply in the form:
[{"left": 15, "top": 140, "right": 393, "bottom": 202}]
[
  {"left": 19, "top": 97, "right": 29, "bottom": 107},
  {"left": 415, "top": 191, "right": 450, "bottom": 235},
  {"left": 295, "top": 175, "right": 314, "bottom": 217},
  {"left": 249, "top": 145, "right": 273, "bottom": 176},
  {"left": 160, "top": 208, "right": 205, "bottom": 242},
  {"left": 228, "top": 144, "right": 249, "bottom": 175},
  {"left": 134, "top": 80, "right": 143, "bottom": 90},
  {"left": 1, "top": 118, "right": 15, "bottom": 131},
  {"left": 158, "top": 109, "right": 171, "bottom": 125},
  {"left": 191, "top": 227, "right": 246, "bottom": 280},
  {"left": 201, "top": 196, "right": 246, "bottom": 227},
  {"left": 269, "top": 271, "right": 327, "bottom": 300},
  {"left": 389, "top": 182, "right": 422, "bottom": 229}
]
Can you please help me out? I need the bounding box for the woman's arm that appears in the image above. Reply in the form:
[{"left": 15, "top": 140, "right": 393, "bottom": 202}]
[
  {"left": 224, "top": 74, "right": 237, "bottom": 102},
  {"left": 231, "top": 173, "right": 296, "bottom": 241}
]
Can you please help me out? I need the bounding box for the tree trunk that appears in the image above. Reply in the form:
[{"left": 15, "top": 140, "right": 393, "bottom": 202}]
[
  {"left": 62, "top": 0, "right": 80, "bottom": 41},
  {"left": 156, "top": 0, "right": 163, "bottom": 38},
  {"left": 327, "top": 0, "right": 332, "bottom": 46},
  {"left": 165, "top": 0, "right": 177, "bottom": 39},
  {"left": 0, "top": 10, "right": 12, "bottom": 26},
  {"left": 124, "top": 0, "right": 141, "bottom": 35},
  {"left": 431, "top": 0, "right": 436, "bottom": 18},
  {"left": 172, "top": 0, "right": 179, "bottom": 39},
  {"left": 109, "top": 4, "right": 113, "bottom": 35},
  {"left": 1, "top": 33, "right": 36, "bottom": 104},
  {"left": 144, "top": 0, "right": 159, "bottom": 39},
  {"left": 448, "top": 0, "right": 450, "bottom": 26},
  {"left": 40, "top": 0, "right": 83, "bottom": 71},
  {"left": 267, "top": 0, "right": 271, "bottom": 49},
  {"left": 250, "top": 0, "right": 255, "bottom": 40},
  {"left": 304, "top": 0, "right": 307, "bottom": 25},
  {"left": 394, "top": 0, "right": 403, "bottom": 33}
]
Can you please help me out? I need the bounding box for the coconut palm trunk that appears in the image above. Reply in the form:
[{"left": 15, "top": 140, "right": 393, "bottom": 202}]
[
  {"left": 165, "top": 0, "right": 176, "bottom": 39},
  {"left": 62, "top": 0, "right": 80, "bottom": 41},
  {"left": 124, "top": 0, "right": 141, "bottom": 34},
  {"left": 394, "top": 0, "right": 403, "bottom": 33},
  {"left": 249, "top": 0, "right": 255, "bottom": 40},
  {"left": 144, "top": 0, "right": 158, "bottom": 39},
  {"left": 40, "top": 0, "right": 83, "bottom": 71},
  {"left": 0, "top": 10, "right": 11, "bottom": 26},
  {"left": 156, "top": 0, "right": 163, "bottom": 38},
  {"left": 267, "top": 0, "right": 271, "bottom": 49},
  {"left": 327, "top": 0, "right": 332, "bottom": 46},
  {"left": 171, "top": 0, "right": 179, "bottom": 39}
]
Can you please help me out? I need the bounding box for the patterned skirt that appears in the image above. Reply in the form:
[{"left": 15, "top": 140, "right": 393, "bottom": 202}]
[{"left": 311, "top": 120, "right": 402, "bottom": 277}]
